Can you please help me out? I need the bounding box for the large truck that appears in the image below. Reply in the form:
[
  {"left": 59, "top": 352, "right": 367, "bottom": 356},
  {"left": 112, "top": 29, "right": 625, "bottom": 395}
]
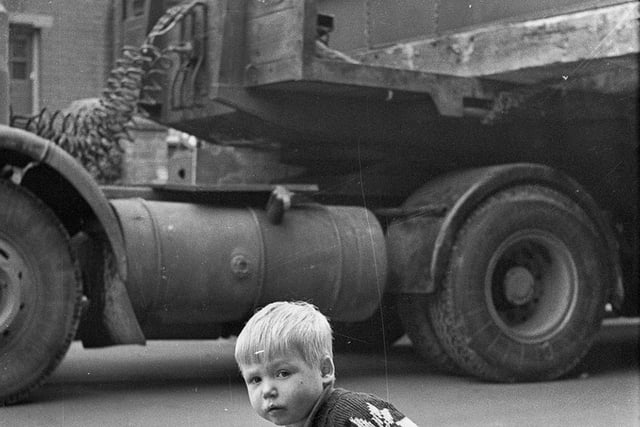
[{"left": 0, "top": 0, "right": 637, "bottom": 405}]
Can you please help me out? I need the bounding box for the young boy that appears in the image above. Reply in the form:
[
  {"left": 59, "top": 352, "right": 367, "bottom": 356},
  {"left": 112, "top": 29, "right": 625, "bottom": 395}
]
[{"left": 234, "top": 301, "right": 418, "bottom": 427}]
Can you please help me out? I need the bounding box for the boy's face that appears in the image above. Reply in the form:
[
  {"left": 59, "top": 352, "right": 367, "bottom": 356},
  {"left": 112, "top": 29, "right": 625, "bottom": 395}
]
[{"left": 239, "top": 353, "right": 333, "bottom": 426}]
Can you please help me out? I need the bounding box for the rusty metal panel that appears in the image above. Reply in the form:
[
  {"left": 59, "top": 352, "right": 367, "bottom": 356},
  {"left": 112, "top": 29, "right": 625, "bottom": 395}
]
[
  {"left": 356, "top": 1, "right": 639, "bottom": 92},
  {"left": 317, "top": 0, "right": 629, "bottom": 51},
  {"left": 204, "top": 0, "right": 229, "bottom": 98},
  {"left": 316, "top": 0, "right": 367, "bottom": 51},
  {"left": 367, "top": 0, "right": 438, "bottom": 48},
  {"left": 436, "top": 0, "right": 627, "bottom": 33},
  {"left": 246, "top": 0, "right": 302, "bottom": 18},
  {"left": 316, "top": 0, "right": 438, "bottom": 51},
  {"left": 244, "top": 0, "right": 306, "bottom": 85},
  {"left": 155, "top": 0, "right": 637, "bottom": 134},
  {"left": 216, "top": 0, "right": 247, "bottom": 89}
]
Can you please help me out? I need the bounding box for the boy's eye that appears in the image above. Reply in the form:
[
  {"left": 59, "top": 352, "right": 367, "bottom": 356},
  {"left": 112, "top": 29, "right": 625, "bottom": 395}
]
[
  {"left": 247, "top": 376, "right": 261, "bottom": 385},
  {"left": 276, "top": 370, "right": 290, "bottom": 378}
]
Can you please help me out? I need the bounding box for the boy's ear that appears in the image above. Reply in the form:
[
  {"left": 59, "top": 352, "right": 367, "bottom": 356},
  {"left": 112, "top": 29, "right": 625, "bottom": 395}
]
[{"left": 320, "top": 355, "right": 335, "bottom": 383}]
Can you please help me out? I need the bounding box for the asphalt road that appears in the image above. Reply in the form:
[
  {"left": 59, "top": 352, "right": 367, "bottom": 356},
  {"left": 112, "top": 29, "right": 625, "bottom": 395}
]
[{"left": 3, "top": 318, "right": 638, "bottom": 427}]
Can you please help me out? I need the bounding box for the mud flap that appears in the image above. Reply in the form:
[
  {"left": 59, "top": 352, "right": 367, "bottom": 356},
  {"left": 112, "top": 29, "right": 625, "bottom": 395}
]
[
  {"left": 103, "top": 248, "right": 145, "bottom": 345},
  {"left": 75, "top": 232, "right": 145, "bottom": 347}
]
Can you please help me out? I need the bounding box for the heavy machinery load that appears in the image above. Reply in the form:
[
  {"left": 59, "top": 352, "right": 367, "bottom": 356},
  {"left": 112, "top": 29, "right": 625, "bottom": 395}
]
[{"left": 0, "top": 0, "right": 637, "bottom": 404}]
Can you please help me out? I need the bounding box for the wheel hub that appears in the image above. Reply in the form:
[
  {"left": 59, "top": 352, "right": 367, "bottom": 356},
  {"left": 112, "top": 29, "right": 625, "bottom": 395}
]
[
  {"left": 0, "top": 243, "right": 24, "bottom": 334},
  {"left": 486, "top": 230, "right": 577, "bottom": 343},
  {"left": 503, "top": 266, "right": 535, "bottom": 305}
]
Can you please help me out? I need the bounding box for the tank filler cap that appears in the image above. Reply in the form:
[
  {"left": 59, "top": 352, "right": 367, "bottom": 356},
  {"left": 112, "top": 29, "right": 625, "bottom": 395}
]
[{"left": 230, "top": 254, "right": 251, "bottom": 279}]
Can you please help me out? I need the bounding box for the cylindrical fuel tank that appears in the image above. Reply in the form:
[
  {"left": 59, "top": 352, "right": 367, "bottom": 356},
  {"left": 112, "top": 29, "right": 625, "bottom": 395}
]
[{"left": 110, "top": 199, "right": 387, "bottom": 338}]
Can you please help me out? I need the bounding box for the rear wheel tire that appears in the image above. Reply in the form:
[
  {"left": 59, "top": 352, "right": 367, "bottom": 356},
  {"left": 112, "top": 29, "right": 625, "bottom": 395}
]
[
  {"left": 429, "top": 185, "right": 609, "bottom": 382},
  {"left": 0, "top": 180, "right": 83, "bottom": 405},
  {"left": 398, "top": 293, "right": 460, "bottom": 373}
]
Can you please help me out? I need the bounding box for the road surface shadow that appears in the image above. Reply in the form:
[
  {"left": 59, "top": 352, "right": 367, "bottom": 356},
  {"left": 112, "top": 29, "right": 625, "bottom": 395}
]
[
  {"left": 337, "top": 319, "right": 640, "bottom": 379},
  {"left": 21, "top": 319, "right": 639, "bottom": 406},
  {"left": 570, "top": 319, "right": 639, "bottom": 377}
]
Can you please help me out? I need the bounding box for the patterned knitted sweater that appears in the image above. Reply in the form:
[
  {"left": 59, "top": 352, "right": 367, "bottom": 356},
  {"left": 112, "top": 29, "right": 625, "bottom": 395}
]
[{"left": 303, "top": 385, "right": 418, "bottom": 427}]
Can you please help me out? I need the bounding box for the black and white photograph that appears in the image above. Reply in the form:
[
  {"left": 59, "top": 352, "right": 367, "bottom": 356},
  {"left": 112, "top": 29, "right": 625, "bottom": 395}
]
[{"left": 0, "top": 1, "right": 638, "bottom": 426}]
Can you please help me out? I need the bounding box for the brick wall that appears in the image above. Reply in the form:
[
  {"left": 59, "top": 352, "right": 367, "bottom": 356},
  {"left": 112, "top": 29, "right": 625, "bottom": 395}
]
[
  {"left": 5, "top": 1, "right": 172, "bottom": 185},
  {"left": 5, "top": 0, "right": 112, "bottom": 111},
  {"left": 0, "top": 3, "right": 9, "bottom": 123}
]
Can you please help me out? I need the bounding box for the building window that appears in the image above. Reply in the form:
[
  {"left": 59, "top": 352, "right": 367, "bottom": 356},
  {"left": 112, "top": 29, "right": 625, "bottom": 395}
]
[
  {"left": 8, "top": 25, "right": 37, "bottom": 116},
  {"left": 9, "top": 33, "right": 29, "bottom": 80},
  {"left": 133, "top": 0, "right": 146, "bottom": 17},
  {"left": 10, "top": 62, "right": 27, "bottom": 80}
]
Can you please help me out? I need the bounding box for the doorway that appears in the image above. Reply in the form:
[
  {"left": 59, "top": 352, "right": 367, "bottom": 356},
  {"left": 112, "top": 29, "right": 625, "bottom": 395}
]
[{"left": 9, "top": 25, "right": 35, "bottom": 116}]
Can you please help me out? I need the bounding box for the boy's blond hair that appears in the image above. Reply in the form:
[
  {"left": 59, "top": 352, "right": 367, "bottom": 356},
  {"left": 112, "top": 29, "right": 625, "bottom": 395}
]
[{"left": 234, "top": 301, "right": 333, "bottom": 368}]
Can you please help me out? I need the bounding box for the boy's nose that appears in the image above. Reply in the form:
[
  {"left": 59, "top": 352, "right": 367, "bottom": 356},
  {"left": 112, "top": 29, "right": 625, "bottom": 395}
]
[{"left": 262, "top": 381, "right": 277, "bottom": 399}]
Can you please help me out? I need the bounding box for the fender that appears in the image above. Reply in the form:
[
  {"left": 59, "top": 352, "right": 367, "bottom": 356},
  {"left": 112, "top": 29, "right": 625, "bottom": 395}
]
[
  {"left": 387, "top": 163, "right": 623, "bottom": 310},
  {"left": 0, "top": 124, "right": 144, "bottom": 344},
  {"left": 0, "top": 125, "right": 126, "bottom": 276}
]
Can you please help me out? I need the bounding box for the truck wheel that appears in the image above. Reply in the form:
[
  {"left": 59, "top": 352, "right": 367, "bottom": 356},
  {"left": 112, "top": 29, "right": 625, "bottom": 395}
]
[
  {"left": 0, "top": 180, "right": 83, "bottom": 405},
  {"left": 398, "top": 294, "right": 460, "bottom": 373},
  {"left": 429, "top": 185, "right": 609, "bottom": 382}
]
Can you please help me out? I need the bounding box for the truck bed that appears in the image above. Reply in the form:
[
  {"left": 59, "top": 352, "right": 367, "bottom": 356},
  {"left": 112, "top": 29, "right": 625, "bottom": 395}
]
[
  {"left": 141, "top": 0, "right": 637, "bottom": 216},
  {"left": 151, "top": 0, "right": 638, "bottom": 131}
]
